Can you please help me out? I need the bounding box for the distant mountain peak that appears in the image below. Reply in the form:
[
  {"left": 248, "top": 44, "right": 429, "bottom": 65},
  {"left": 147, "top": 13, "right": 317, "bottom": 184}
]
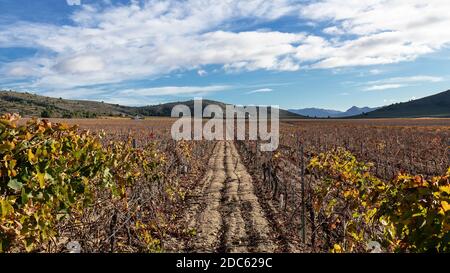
[{"left": 347, "top": 106, "right": 360, "bottom": 111}]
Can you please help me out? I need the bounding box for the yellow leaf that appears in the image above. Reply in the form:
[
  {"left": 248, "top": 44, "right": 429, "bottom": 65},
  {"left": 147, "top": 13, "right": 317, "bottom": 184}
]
[
  {"left": 37, "top": 172, "right": 45, "bottom": 189},
  {"left": 332, "top": 244, "right": 342, "bottom": 253},
  {"left": 27, "top": 149, "right": 37, "bottom": 164},
  {"left": 439, "top": 185, "right": 450, "bottom": 195},
  {"left": 441, "top": 201, "right": 450, "bottom": 213},
  {"left": 0, "top": 199, "right": 13, "bottom": 218},
  {"left": 0, "top": 141, "right": 15, "bottom": 152}
]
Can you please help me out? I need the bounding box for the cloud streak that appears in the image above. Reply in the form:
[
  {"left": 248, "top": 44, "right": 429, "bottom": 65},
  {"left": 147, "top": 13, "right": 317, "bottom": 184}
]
[
  {"left": 363, "top": 75, "right": 444, "bottom": 91},
  {"left": 119, "top": 85, "right": 231, "bottom": 97},
  {"left": 364, "top": 84, "right": 407, "bottom": 91},
  {"left": 247, "top": 88, "right": 273, "bottom": 94},
  {"left": 368, "top": 76, "right": 444, "bottom": 84},
  {"left": 66, "top": 0, "right": 81, "bottom": 6}
]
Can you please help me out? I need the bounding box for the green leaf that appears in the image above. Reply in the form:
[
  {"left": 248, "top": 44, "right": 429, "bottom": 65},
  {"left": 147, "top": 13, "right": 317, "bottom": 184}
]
[
  {"left": 0, "top": 144, "right": 11, "bottom": 153},
  {"left": 0, "top": 199, "right": 13, "bottom": 218},
  {"left": 21, "top": 188, "right": 29, "bottom": 204},
  {"left": 7, "top": 179, "right": 23, "bottom": 191}
]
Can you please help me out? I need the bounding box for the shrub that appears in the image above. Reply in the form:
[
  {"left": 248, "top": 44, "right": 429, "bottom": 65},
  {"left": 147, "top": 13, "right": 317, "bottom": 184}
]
[
  {"left": 308, "top": 148, "right": 449, "bottom": 252},
  {"left": 379, "top": 170, "right": 449, "bottom": 252},
  {"left": 0, "top": 114, "right": 107, "bottom": 251},
  {"left": 0, "top": 113, "right": 166, "bottom": 252},
  {"left": 40, "top": 109, "right": 51, "bottom": 118}
]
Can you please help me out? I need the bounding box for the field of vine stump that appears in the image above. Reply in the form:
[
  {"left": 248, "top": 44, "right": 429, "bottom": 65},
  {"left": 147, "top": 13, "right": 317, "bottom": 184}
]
[
  {"left": 72, "top": 117, "right": 449, "bottom": 253},
  {"left": 2, "top": 117, "right": 449, "bottom": 253}
]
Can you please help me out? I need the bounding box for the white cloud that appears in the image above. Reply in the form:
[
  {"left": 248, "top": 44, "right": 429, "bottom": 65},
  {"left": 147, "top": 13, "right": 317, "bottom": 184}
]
[
  {"left": 323, "top": 26, "right": 345, "bottom": 35},
  {"left": 367, "top": 75, "right": 444, "bottom": 86},
  {"left": 0, "top": 1, "right": 304, "bottom": 92},
  {"left": 363, "top": 75, "right": 444, "bottom": 91},
  {"left": 38, "top": 85, "right": 231, "bottom": 106},
  {"left": 102, "top": 96, "right": 162, "bottom": 106},
  {"left": 6, "top": 66, "right": 35, "bottom": 77},
  {"left": 197, "top": 70, "right": 207, "bottom": 76},
  {"left": 373, "top": 75, "right": 444, "bottom": 84},
  {"left": 369, "top": 69, "right": 383, "bottom": 75},
  {"left": 298, "top": 0, "right": 450, "bottom": 68},
  {"left": 66, "top": 0, "right": 81, "bottom": 6},
  {"left": 119, "top": 85, "right": 231, "bottom": 96},
  {"left": 55, "top": 55, "right": 105, "bottom": 74},
  {"left": 1, "top": 0, "right": 450, "bottom": 95},
  {"left": 364, "top": 84, "right": 406, "bottom": 91},
  {"left": 247, "top": 88, "right": 273, "bottom": 94}
]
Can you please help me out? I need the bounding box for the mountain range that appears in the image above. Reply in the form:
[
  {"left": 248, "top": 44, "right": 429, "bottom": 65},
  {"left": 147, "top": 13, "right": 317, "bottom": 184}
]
[
  {"left": 0, "top": 90, "right": 303, "bottom": 119},
  {"left": 288, "top": 106, "right": 380, "bottom": 118},
  {"left": 1, "top": 89, "right": 449, "bottom": 119}
]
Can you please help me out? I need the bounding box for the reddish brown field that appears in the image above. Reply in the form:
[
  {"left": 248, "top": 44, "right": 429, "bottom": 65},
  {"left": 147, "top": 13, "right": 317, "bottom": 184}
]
[
  {"left": 234, "top": 118, "right": 449, "bottom": 252},
  {"left": 8, "top": 116, "right": 449, "bottom": 253},
  {"left": 44, "top": 117, "right": 449, "bottom": 177}
]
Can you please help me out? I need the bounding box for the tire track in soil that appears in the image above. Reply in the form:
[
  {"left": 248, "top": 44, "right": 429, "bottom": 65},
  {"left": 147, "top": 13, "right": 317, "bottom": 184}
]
[{"left": 185, "top": 141, "right": 276, "bottom": 253}]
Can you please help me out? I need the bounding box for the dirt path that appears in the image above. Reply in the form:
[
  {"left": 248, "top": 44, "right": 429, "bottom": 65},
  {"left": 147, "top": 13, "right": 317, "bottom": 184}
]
[{"left": 185, "top": 141, "right": 277, "bottom": 253}]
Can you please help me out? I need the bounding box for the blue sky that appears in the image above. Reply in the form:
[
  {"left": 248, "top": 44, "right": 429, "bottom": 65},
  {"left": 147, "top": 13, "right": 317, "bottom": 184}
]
[{"left": 1, "top": 0, "right": 450, "bottom": 111}]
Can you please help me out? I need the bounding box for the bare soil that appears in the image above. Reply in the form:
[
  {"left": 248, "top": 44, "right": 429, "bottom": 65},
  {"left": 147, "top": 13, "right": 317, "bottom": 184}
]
[{"left": 184, "top": 141, "right": 277, "bottom": 253}]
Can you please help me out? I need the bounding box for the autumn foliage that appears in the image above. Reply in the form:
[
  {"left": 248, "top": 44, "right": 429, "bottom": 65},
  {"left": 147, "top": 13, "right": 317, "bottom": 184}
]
[
  {"left": 308, "top": 148, "right": 449, "bottom": 252},
  {"left": 0, "top": 114, "right": 169, "bottom": 252}
]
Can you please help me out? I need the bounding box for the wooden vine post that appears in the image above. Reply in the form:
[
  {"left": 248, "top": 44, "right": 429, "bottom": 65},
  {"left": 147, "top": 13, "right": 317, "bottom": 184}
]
[{"left": 300, "top": 142, "right": 306, "bottom": 243}]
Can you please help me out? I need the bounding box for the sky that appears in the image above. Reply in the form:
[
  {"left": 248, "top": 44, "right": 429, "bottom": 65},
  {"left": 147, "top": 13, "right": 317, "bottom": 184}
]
[{"left": 1, "top": 0, "right": 450, "bottom": 111}]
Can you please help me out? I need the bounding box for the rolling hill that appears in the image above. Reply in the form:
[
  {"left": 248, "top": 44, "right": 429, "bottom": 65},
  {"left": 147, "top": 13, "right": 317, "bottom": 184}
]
[
  {"left": 357, "top": 89, "right": 450, "bottom": 118},
  {"left": 0, "top": 90, "right": 303, "bottom": 119},
  {"left": 0, "top": 90, "right": 136, "bottom": 118},
  {"left": 3, "top": 89, "right": 448, "bottom": 119},
  {"left": 137, "top": 99, "right": 303, "bottom": 119}
]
